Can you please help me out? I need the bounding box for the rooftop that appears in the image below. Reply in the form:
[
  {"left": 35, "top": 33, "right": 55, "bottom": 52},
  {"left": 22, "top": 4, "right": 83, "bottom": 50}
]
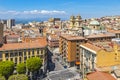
[
  {"left": 86, "top": 71, "right": 116, "bottom": 80},
  {"left": 80, "top": 41, "right": 119, "bottom": 52},
  {"left": 0, "top": 37, "right": 47, "bottom": 51},
  {"left": 80, "top": 42, "right": 101, "bottom": 52},
  {"left": 108, "top": 29, "right": 120, "bottom": 34},
  {"left": 86, "top": 33, "right": 115, "bottom": 38},
  {"left": 90, "top": 20, "right": 100, "bottom": 26},
  {"left": 60, "top": 34, "right": 85, "bottom": 41}
]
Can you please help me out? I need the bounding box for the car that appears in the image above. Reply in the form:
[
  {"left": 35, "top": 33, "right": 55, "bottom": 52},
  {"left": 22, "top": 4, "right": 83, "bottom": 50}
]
[{"left": 64, "top": 65, "right": 67, "bottom": 68}]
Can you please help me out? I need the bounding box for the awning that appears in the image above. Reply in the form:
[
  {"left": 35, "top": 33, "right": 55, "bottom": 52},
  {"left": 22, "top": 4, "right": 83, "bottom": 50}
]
[{"left": 76, "top": 61, "right": 80, "bottom": 65}]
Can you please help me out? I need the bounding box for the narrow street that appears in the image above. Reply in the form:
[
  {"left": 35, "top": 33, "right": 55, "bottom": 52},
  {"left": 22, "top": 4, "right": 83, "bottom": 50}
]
[{"left": 47, "top": 48, "right": 64, "bottom": 72}]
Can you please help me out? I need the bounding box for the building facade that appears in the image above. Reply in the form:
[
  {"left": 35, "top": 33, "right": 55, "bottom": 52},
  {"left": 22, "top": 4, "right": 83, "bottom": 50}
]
[
  {"left": 80, "top": 42, "right": 120, "bottom": 78},
  {"left": 0, "top": 23, "right": 4, "bottom": 46},
  {"left": 7, "top": 19, "right": 15, "bottom": 29},
  {"left": 48, "top": 34, "right": 59, "bottom": 49},
  {"left": 59, "top": 34, "right": 85, "bottom": 68},
  {"left": 0, "top": 37, "right": 48, "bottom": 73},
  {"left": 70, "top": 15, "right": 82, "bottom": 28}
]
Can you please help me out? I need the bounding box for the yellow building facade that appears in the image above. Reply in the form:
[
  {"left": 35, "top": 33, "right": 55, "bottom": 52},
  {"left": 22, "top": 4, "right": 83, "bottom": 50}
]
[
  {"left": 59, "top": 34, "right": 85, "bottom": 68},
  {"left": 0, "top": 37, "right": 48, "bottom": 73},
  {"left": 80, "top": 42, "right": 120, "bottom": 78}
]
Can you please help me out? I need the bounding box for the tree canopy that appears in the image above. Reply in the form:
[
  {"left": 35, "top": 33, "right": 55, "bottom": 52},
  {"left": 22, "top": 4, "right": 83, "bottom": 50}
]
[
  {"left": 0, "top": 61, "right": 14, "bottom": 78},
  {"left": 26, "top": 57, "right": 42, "bottom": 72},
  {"left": 0, "top": 74, "right": 5, "bottom": 80},
  {"left": 16, "top": 63, "right": 26, "bottom": 74},
  {"left": 8, "top": 74, "right": 28, "bottom": 80}
]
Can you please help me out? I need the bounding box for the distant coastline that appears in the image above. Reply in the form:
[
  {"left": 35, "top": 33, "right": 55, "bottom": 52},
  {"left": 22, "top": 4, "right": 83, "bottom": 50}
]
[{"left": 15, "top": 18, "right": 47, "bottom": 24}]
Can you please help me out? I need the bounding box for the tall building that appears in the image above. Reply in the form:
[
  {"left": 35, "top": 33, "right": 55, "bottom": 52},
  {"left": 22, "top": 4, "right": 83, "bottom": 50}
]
[
  {"left": 59, "top": 34, "right": 85, "bottom": 68},
  {"left": 0, "top": 23, "right": 4, "bottom": 46},
  {"left": 7, "top": 19, "right": 15, "bottom": 29}
]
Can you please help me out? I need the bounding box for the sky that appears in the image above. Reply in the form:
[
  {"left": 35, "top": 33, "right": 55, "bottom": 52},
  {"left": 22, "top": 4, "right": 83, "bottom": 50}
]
[{"left": 0, "top": 0, "right": 120, "bottom": 19}]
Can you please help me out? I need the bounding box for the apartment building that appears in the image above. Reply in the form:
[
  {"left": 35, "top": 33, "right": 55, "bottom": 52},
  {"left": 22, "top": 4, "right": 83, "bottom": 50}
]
[
  {"left": 48, "top": 34, "right": 59, "bottom": 49},
  {"left": 80, "top": 41, "right": 120, "bottom": 78},
  {"left": 0, "top": 37, "right": 47, "bottom": 73},
  {"left": 59, "top": 34, "right": 85, "bottom": 68}
]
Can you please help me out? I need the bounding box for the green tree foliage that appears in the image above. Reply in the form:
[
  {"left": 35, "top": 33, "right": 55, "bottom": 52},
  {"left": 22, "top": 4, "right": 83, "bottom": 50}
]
[
  {"left": 16, "top": 63, "right": 26, "bottom": 74},
  {"left": 0, "top": 61, "right": 14, "bottom": 78},
  {"left": 0, "top": 74, "right": 5, "bottom": 80},
  {"left": 26, "top": 57, "right": 42, "bottom": 72},
  {"left": 8, "top": 74, "right": 28, "bottom": 80}
]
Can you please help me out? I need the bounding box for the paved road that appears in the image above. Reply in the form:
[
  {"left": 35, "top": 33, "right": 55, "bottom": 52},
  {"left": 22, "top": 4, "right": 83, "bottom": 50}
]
[
  {"left": 47, "top": 48, "right": 64, "bottom": 72},
  {"left": 52, "top": 54, "right": 64, "bottom": 71}
]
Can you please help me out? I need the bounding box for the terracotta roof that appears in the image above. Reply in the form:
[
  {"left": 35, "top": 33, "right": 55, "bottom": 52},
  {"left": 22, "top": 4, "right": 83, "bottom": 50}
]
[
  {"left": 0, "top": 37, "right": 47, "bottom": 51},
  {"left": 87, "top": 71, "right": 116, "bottom": 80},
  {"left": 87, "top": 33, "right": 115, "bottom": 38},
  {"left": 108, "top": 30, "right": 120, "bottom": 34},
  {"left": 60, "top": 34, "right": 85, "bottom": 41},
  {"left": 81, "top": 43, "right": 101, "bottom": 52}
]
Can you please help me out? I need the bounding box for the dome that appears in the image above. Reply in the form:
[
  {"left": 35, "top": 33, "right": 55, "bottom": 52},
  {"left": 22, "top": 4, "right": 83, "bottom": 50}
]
[{"left": 90, "top": 20, "right": 100, "bottom": 26}]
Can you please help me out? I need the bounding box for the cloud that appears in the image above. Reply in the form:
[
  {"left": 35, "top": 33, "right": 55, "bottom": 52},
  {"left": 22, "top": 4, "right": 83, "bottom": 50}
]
[{"left": 0, "top": 10, "right": 66, "bottom": 15}]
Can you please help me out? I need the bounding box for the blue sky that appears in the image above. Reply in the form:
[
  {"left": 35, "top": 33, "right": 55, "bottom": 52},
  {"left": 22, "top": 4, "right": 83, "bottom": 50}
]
[{"left": 0, "top": 0, "right": 120, "bottom": 19}]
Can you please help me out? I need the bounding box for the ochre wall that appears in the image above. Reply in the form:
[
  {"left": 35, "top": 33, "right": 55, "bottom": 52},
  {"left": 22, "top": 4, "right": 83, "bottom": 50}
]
[
  {"left": 67, "top": 41, "right": 76, "bottom": 62},
  {"left": 97, "top": 47, "right": 120, "bottom": 67}
]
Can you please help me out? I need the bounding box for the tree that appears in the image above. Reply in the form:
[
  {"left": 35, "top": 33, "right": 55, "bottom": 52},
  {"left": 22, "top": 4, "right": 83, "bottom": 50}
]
[
  {"left": 16, "top": 63, "right": 26, "bottom": 74},
  {"left": 26, "top": 57, "right": 42, "bottom": 80},
  {"left": 26, "top": 57, "right": 42, "bottom": 72},
  {"left": 0, "top": 74, "right": 5, "bottom": 80},
  {"left": 0, "top": 61, "right": 14, "bottom": 79},
  {"left": 8, "top": 74, "right": 28, "bottom": 80}
]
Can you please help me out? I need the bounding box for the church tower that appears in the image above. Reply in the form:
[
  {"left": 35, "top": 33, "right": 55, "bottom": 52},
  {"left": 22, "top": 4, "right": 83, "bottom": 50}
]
[
  {"left": 70, "top": 15, "right": 75, "bottom": 28},
  {"left": 75, "top": 15, "right": 82, "bottom": 27}
]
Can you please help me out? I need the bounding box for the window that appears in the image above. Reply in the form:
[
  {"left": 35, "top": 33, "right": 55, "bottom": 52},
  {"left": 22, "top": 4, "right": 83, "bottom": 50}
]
[
  {"left": 28, "top": 50, "right": 30, "bottom": 56},
  {"left": 24, "top": 57, "right": 27, "bottom": 61},
  {"left": 14, "top": 52, "right": 18, "bottom": 56},
  {"left": 10, "top": 58, "right": 13, "bottom": 61},
  {"left": 5, "top": 53, "right": 9, "bottom": 58},
  {"left": 19, "top": 57, "right": 22, "bottom": 62},
  {"left": 76, "top": 53, "right": 79, "bottom": 55},
  {"left": 37, "top": 49, "right": 39, "bottom": 55},
  {"left": 19, "top": 52, "right": 22, "bottom": 56},
  {"left": 0, "top": 51, "right": 2, "bottom": 58},
  {"left": 32, "top": 50, "right": 34, "bottom": 56},
  {"left": 24, "top": 51, "right": 26, "bottom": 56},
  {"left": 10, "top": 53, "right": 14, "bottom": 57},
  {"left": 15, "top": 58, "right": 17, "bottom": 63}
]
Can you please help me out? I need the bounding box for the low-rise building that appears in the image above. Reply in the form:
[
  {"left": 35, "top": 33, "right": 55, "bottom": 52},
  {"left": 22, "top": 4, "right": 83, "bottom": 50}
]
[
  {"left": 5, "top": 34, "right": 21, "bottom": 43},
  {"left": 0, "top": 37, "right": 47, "bottom": 73},
  {"left": 108, "top": 29, "right": 120, "bottom": 38},
  {"left": 80, "top": 41, "right": 120, "bottom": 78},
  {"left": 48, "top": 34, "right": 59, "bottom": 49}
]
